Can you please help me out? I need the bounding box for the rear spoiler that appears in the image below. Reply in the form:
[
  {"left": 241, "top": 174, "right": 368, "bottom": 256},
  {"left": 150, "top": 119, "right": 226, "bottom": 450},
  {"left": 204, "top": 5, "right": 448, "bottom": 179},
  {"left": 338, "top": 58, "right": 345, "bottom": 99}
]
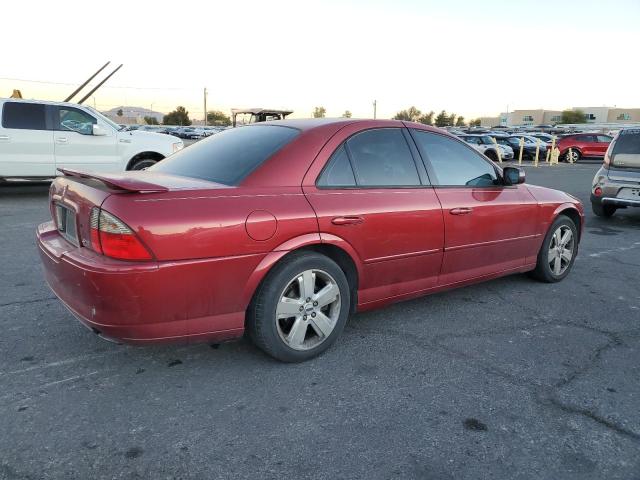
[{"left": 57, "top": 168, "right": 169, "bottom": 193}]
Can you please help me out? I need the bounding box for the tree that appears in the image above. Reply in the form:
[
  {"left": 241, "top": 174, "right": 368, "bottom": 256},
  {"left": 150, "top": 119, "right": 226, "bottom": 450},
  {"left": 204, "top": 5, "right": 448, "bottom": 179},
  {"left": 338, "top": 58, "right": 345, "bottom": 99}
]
[
  {"left": 455, "top": 116, "right": 466, "bottom": 126},
  {"left": 448, "top": 113, "right": 457, "bottom": 126},
  {"left": 144, "top": 116, "right": 159, "bottom": 125},
  {"left": 435, "top": 110, "right": 452, "bottom": 127},
  {"left": 393, "top": 106, "right": 422, "bottom": 122},
  {"left": 116, "top": 109, "right": 123, "bottom": 117},
  {"left": 418, "top": 111, "right": 434, "bottom": 125},
  {"left": 560, "top": 109, "right": 585, "bottom": 124},
  {"left": 313, "top": 106, "right": 326, "bottom": 118},
  {"left": 342, "top": 110, "right": 352, "bottom": 118},
  {"left": 163, "top": 106, "right": 191, "bottom": 126},
  {"left": 206, "top": 110, "right": 231, "bottom": 126},
  {"left": 469, "top": 118, "right": 481, "bottom": 127}
]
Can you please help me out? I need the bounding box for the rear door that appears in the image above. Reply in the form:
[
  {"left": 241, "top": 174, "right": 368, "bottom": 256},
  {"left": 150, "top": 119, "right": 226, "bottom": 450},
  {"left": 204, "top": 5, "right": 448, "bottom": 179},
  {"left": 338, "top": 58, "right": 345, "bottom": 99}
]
[
  {"left": 595, "top": 135, "right": 613, "bottom": 156},
  {"left": 303, "top": 124, "right": 444, "bottom": 306},
  {"left": 52, "top": 105, "right": 119, "bottom": 173},
  {"left": 409, "top": 129, "right": 540, "bottom": 286},
  {"left": 578, "top": 135, "right": 597, "bottom": 156},
  {"left": 0, "top": 101, "right": 54, "bottom": 177}
]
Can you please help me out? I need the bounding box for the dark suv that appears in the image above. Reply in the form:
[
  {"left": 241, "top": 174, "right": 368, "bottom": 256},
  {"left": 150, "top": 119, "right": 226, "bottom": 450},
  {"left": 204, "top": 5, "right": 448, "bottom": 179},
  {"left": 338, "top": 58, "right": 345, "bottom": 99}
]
[{"left": 591, "top": 129, "right": 640, "bottom": 217}]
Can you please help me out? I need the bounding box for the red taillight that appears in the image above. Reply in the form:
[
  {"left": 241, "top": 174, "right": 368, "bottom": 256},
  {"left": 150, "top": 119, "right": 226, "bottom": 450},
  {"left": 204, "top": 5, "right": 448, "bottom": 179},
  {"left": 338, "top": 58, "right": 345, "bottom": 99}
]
[
  {"left": 594, "top": 186, "right": 602, "bottom": 196},
  {"left": 89, "top": 207, "right": 152, "bottom": 261}
]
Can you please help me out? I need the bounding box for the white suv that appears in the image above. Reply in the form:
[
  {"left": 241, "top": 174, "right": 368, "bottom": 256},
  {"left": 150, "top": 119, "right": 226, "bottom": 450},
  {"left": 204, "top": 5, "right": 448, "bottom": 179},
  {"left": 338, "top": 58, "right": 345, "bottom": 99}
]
[{"left": 0, "top": 98, "right": 183, "bottom": 181}]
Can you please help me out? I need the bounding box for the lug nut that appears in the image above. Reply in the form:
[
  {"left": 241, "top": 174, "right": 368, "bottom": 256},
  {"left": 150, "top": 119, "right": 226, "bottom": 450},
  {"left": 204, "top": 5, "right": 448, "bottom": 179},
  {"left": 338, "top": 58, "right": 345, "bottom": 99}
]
[
  {"left": 306, "top": 297, "right": 311, "bottom": 302},
  {"left": 303, "top": 315, "right": 308, "bottom": 320},
  {"left": 313, "top": 301, "right": 318, "bottom": 306},
  {"left": 311, "top": 312, "right": 316, "bottom": 318},
  {"left": 299, "top": 306, "right": 304, "bottom": 312}
]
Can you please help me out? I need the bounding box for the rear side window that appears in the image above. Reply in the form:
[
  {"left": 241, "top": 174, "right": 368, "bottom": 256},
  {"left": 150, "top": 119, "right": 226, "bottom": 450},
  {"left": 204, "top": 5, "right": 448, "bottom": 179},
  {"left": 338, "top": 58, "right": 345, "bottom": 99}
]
[
  {"left": 2, "top": 102, "right": 47, "bottom": 130},
  {"left": 411, "top": 130, "right": 498, "bottom": 187},
  {"left": 346, "top": 129, "right": 420, "bottom": 186},
  {"left": 317, "top": 145, "right": 356, "bottom": 187},
  {"left": 150, "top": 125, "right": 299, "bottom": 185},
  {"left": 611, "top": 130, "right": 640, "bottom": 168}
]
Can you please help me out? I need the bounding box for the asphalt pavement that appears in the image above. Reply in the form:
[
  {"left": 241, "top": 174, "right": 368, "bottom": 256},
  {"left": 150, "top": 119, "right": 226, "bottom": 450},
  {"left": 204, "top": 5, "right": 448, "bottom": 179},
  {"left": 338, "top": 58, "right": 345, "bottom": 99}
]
[{"left": 1, "top": 161, "right": 639, "bottom": 480}]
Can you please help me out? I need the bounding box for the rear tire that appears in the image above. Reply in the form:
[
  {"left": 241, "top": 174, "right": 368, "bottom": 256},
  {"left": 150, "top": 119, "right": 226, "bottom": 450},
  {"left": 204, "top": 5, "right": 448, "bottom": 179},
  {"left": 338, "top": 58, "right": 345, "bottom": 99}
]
[
  {"left": 592, "top": 202, "right": 616, "bottom": 218},
  {"left": 247, "top": 251, "right": 351, "bottom": 362},
  {"left": 530, "top": 215, "right": 578, "bottom": 283}
]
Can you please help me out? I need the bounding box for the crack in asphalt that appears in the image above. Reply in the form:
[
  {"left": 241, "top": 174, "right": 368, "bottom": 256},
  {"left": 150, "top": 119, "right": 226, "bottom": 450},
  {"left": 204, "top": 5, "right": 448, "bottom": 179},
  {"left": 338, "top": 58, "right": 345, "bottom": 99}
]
[
  {"left": 350, "top": 297, "right": 640, "bottom": 443},
  {"left": 0, "top": 296, "right": 56, "bottom": 308}
]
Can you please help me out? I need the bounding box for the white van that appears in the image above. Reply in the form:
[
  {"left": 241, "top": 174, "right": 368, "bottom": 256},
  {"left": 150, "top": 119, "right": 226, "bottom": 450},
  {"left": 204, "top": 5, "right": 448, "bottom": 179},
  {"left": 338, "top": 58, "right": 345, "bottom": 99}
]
[{"left": 0, "top": 98, "right": 183, "bottom": 181}]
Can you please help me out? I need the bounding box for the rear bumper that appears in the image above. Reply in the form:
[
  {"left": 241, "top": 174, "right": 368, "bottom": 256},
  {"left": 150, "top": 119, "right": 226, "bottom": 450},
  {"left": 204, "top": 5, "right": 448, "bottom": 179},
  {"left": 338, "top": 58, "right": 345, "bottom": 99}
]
[
  {"left": 592, "top": 195, "right": 640, "bottom": 208},
  {"left": 37, "top": 221, "right": 261, "bottom": 345}
]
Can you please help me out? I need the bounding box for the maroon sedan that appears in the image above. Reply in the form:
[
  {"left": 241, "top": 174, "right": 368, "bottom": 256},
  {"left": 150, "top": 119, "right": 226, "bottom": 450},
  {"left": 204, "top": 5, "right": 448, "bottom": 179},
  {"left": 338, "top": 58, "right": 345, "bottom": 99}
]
[{"left": 38, "top": 119, "right": 584, "bottom": 362}]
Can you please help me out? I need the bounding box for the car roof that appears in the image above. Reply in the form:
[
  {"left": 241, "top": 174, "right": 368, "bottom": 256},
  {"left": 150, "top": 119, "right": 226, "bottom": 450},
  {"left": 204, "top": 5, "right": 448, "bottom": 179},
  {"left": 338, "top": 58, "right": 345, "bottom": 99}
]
[
  {"left": 0, "top": 97, "right": 91, "bottom": 109},
  {"left": 256, "top": 118, "right": 445, "bottom": 135}
]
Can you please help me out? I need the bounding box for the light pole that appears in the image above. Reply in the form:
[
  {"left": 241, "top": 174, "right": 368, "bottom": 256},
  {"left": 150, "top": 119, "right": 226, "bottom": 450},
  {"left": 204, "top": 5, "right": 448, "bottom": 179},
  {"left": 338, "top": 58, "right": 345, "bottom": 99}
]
[
  {"left": 373, "top": 100, "right": 377, "bottom": 119},
  {"left": 204, "top": 88, "right": 208, "bottom": 126}
]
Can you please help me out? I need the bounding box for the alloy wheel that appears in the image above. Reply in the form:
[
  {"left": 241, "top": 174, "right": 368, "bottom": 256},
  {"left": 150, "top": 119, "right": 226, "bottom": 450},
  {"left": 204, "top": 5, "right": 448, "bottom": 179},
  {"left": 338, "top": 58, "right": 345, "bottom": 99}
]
[
  {"left": 547, "top": 225, "right": 574, "bottom": 276},
  {"left": 275, "top": 269, "right": 341, "bottom": 351}
]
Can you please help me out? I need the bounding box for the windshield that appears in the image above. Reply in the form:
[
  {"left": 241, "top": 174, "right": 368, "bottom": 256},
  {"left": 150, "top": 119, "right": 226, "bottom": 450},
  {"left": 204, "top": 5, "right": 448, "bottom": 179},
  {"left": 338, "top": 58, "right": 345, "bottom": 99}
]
[
  {"left": 480, "top": 136, "right": 494, "bottom": 145},
  {"left": 150, "top": 125, "right": 300, "bottom": 185},
  {"left": 84, "top": 106, "right": 125, "bottom": 131}
]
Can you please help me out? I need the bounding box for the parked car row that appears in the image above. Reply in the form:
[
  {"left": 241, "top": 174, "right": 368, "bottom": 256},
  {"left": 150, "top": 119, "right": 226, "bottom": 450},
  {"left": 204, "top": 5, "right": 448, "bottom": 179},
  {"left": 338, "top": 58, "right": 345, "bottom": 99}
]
[
  {"left": 446, "top": 127, "right": 613, "bottom": 162},
  {"left": 123, "top": 125, "right": 228, "bottom": 139}
]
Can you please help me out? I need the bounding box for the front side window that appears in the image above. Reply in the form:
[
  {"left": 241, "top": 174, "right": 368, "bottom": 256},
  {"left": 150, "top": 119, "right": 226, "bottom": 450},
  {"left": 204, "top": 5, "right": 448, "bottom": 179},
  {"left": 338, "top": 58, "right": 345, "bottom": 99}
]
[
  {"left": 597, "top": 135, "right": 612, "bottom": 143},
  {"left": 411, "top": 130, "right": 499, "bottom": 187},
  {"left": 150, "top": 125, "right": 299, "bottom": 185},
  {"left": 57, "top": 107, "right": 96, "bottom": 135},
  {"left": 2, "top": 102, "right": 47, "bottom": 130}
]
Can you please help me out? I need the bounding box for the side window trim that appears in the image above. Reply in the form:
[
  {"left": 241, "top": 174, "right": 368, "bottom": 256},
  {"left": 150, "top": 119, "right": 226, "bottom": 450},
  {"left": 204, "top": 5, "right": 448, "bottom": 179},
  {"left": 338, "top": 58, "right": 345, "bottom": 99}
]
[
  {"left": 408, "top": 128, "right": 505, "bottom": 188},
  {"left": 316, "top": 127, "right": 427, "bottom": 189}
]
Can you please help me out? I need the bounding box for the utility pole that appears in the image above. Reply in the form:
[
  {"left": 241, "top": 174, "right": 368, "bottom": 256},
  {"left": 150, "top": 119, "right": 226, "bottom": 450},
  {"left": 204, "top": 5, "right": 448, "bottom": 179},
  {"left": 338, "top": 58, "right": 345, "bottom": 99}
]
[
  {"left": 204, "top": 87, "right": 208, "bottom": 126},
  {"left": 373, "top": 100, "right": 377, "bottom": 119}
]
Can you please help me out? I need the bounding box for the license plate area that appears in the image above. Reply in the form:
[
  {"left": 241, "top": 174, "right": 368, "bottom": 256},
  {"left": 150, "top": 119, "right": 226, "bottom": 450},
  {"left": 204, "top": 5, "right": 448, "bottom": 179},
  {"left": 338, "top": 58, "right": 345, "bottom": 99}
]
[
  {"left": 617, "top": 188, "right": 640, "bottom": 200},
  {"left": 55, "top": 203, "right": 79, "bottom": 246}
]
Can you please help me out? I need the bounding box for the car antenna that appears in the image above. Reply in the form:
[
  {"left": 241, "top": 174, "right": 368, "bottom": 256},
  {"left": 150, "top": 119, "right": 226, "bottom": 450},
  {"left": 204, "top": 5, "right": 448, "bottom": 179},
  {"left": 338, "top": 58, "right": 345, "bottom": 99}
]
[{"left": 63, "top": 62, "right": 111, "bottom": 102}]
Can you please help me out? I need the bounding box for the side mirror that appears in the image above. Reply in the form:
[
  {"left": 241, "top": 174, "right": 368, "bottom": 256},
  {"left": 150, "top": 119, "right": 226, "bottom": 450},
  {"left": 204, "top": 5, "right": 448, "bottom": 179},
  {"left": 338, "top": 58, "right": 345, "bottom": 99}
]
[
  {"left": 503, "top": 166, "right": 525, "bottom": 186},
  {"left": 92, "top": 124, "right": 107, "bottom": 136}
]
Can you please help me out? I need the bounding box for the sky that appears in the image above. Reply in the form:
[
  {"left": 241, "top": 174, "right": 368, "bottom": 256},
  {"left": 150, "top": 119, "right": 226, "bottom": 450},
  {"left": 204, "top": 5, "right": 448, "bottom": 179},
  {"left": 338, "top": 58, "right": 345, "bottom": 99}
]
[{"left": 1, "top": 0, "right": 639, "bottom": 121}]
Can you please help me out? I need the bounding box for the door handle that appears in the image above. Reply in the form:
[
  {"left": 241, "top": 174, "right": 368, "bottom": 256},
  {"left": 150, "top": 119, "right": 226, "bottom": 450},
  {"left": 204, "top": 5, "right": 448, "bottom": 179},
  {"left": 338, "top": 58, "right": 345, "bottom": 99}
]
[
  {"left": 332, "top": 216, "right": 364, "bottom": 226},
  {"left": 0, "top": 135, "right": 9, "bottom": 141},
  {"left": 56, "top": 137, "right": 68, "bottom": 144},
  {"left": 449, "top": 207, "right": 473, "bottom": 215}
]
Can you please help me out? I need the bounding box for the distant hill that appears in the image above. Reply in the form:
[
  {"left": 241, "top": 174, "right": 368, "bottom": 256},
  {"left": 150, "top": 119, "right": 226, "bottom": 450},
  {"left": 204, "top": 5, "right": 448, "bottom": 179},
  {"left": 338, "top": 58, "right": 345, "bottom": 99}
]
[{"left": 103, "top": 106, "right": 164, "bottom": 123}]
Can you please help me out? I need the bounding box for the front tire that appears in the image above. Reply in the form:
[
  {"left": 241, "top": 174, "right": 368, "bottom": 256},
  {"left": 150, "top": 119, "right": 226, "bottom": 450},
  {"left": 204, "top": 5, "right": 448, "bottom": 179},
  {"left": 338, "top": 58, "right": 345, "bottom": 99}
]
[
  {"left": 530, "top": 215, "right": 578, "bottom": 283},
  {"left": 247, "top": 251, "right": 351, "bottom": 362},
  {"left": 564, "top": 149, "right": 580, "bottom": 163}
]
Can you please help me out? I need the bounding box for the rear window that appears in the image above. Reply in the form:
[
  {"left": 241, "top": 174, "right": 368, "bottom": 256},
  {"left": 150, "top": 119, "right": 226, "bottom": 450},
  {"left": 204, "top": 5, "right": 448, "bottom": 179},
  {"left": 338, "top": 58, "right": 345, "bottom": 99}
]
[
  {"left": 611, "top": 130, "right": 640, "bottom": 169},
  {"left": 2, "top": 102, "right": 47, "bottom": 130},
  {"left": 150, "top": 125, "right": 299, "bottom": 185}
]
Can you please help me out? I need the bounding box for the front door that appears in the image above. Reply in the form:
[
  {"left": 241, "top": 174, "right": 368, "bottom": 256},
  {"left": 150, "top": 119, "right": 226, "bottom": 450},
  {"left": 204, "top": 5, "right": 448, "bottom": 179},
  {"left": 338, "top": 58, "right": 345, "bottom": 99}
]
[
  {"left": 409, "top": 129, "right": 540, "bottom": 286},
  {"left": 52, "top": 106, "right": 118, "bottom": 173},
  {"left": 303, "top": 124, "right": 444, "bottom": 306}
]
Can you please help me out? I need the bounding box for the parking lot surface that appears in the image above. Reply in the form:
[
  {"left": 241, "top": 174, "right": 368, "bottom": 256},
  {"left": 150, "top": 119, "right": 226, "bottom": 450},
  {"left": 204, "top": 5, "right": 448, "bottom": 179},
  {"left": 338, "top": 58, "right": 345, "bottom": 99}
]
[{"left": 1, "top": 162, "right": 639, "bottom": 480}]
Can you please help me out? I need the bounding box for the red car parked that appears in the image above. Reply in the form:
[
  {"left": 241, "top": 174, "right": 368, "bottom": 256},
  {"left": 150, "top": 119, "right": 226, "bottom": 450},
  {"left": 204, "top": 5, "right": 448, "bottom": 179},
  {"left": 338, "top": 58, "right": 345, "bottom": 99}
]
[
  {"left": 554, "top": 133, "right": 612, "bottom": 162},
  {"left": 38, "top": 119, "right": 584, "bottom": 362}
]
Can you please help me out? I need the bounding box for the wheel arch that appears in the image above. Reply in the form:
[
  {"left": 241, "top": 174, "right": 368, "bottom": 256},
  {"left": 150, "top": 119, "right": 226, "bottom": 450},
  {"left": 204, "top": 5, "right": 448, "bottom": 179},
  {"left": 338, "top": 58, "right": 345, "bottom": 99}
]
[
  {"left": 553, "top": 205, "right": 583, "bottom": 241},
  {"left": 126, "top": 151, "right": 165, "bottom": 170},
  {"left": 242, "top": 234, "right": 363, "bottom": 318}
]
